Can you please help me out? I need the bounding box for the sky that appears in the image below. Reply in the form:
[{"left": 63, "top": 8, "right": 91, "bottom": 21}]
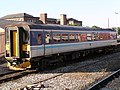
[{"left": 0, "top": 0, "right": 120, "bottom": 28}]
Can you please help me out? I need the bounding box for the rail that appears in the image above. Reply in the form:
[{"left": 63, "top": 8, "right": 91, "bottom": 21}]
[{"left": 87, "top": 68, "right": 120, "bottom": 90}]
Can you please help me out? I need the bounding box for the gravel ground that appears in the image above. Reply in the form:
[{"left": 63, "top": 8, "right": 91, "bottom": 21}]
[
  {"left": 0, "top": 60, "right": 98, "bottom": 90},
  {"left": 36, "top": 55, "right": 120, "bottom": 90},
  {"left": 0, "top": 57, "right": 16, "bottom": 75},
  {"left": 0, "top": 56, "right": 13, "bottom": 75},
  {"left": 0, "top": 56, "right": 6, "bottom": 65},
  {"left": 37, "top": 72, "right": 109, "bottom": 90},
  {"left": 0, "top": 52, "right": 120, "bottom": 90},
  {"left": 0, "top": 63, "right": 14, "bottom": 75}
]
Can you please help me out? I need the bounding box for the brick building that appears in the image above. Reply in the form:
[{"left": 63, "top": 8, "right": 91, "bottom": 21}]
[
  {"left": 1, "top": 13, "right": 82, "bottom": 26},
  {"left": 1, "top": 13, "right": 43, "bottom": 24},
  {"left": 67, "top": 18, "right": 82, "bottom": 26}
]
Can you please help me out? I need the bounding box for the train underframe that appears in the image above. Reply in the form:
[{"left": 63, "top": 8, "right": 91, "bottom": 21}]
[{"left": 30, "top": 45, "right": 117, "bottom": 70}]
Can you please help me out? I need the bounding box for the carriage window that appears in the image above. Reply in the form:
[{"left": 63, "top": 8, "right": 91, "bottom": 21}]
[
  {"left": 62, "top": 34, "right": 68, "bottom": 42},
  {"left": 81, "top": 34, "right": 86, "bottom": 42},
  {"left": 104, "top": 33, "right": 109, "bottom": 40},
  {"left": 99, "top": 33, "right": 103, "bottom": 40},
  {"left": 69, "top": 34, "right": 75, "bottom": 42},
  {"left": 110, "top": 34, "right": 117, "bottom": 40},
  {"left": 45, "top": 34, "right": 50, "bottom": 44},
  {"left": 76, "top": 34, "right": 81, "bottom": 42},
  {"left": 91, "top": 33, "right": 95, "bottom": 41},
  {"left": 87, "top": 34, "right": 92, "bottom": 41},
  {"left": 30, "top": 31, "right": 42, "bottom": 45},
  {"left": 53, "top": 33, "right": 61, "bottom": 43},
  {"left": 37, "top": 34, "right": 42, "bottom": 44},
  {"left": 94, "top": 33, "right": 99, "bottom": 41}
]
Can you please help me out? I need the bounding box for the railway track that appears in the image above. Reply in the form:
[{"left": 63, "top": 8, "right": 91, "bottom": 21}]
[
  {"left": 0, "top": 45, "right": 120, "bottom": 89},
  {"left": 0, "top": 69, "right": 39, "bottom": 84},
  {"left": 0, "top": 52, "right": 119, "bottom": 89},
  {"left": 0, "top": 51, "right": 109, "bottom": 85},
  {"left": 87, "top": 68, "right": 120, "bottom": 90},
  {"left": 0, "top": 59, "right": 102, "bottom": 89}
]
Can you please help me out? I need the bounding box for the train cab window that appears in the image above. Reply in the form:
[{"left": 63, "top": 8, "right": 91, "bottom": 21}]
[
  {"left": 45, "top": 34, "right": 51, "bottom": 44},
  {"left": 62, "top": 34, "right": 68, "bottom": 43},
  {"left": 21, "top": 29, "right": 29, "bottom": 44},
  {"left": 23, "top": 32, "right": 26, "bottom": 43},
  {"left": 53, "top": 33, "right": 61, "bottom": 43},
  {"left": 69, "top": 34, "right": 75, "bottom": 42},
  {"left": 5, "top": 28, "right": 9, "bottom": 44},
  {"left": 37, "top": 34, "right": 42, "bottom": 44}
]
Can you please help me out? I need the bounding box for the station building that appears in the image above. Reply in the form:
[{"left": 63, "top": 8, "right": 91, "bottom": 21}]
[{"left": 1, "top": 13, "right": 82, "bottom": 26}]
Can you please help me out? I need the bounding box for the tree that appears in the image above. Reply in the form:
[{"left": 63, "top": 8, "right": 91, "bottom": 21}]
[
  {"left": 117, "top": 27, "right": 120, "bottom": 35},
  {"left": 92, "top": 25, "right": 101, "bottom": 29},
  {"left": 112, "top": 27, "right": 120, "bottom": 35}
]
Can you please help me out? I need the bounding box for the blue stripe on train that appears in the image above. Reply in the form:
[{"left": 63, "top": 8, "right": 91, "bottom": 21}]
[{"left": 30, "top": 41, "right": 113, "bottom": 50}]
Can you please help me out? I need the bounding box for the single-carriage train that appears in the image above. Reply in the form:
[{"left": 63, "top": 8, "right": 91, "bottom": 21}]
[{"left": 5, "top": 23, "right": 117, "bottom": 70}]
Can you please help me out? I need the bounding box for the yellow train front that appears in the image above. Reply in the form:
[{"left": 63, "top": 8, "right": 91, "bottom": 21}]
[{"left": 5, "top": 25, "right": 31, "bottom": 70}]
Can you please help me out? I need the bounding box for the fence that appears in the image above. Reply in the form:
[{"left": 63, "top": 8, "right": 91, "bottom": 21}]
[{"left": 0, "top": 32, "right": 5, "bottom": 57}]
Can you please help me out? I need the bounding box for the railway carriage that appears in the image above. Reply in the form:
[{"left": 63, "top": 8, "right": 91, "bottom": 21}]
[
  {"left": 0, "top": 28, "right": 5, "bottom": 57},
  {"left": 5, "top": 23, "right": 117, "bottom": 70}
]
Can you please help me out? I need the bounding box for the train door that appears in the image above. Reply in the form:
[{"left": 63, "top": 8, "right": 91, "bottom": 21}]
[
  {"left": 10, "top": 30, "right": 18, "bottom": 57},
  {"left": 44, "top": 30, "right": 52, "bottom": 55},
  {"left": 6, "top": 27, "right": 29, "bottom": 58}
]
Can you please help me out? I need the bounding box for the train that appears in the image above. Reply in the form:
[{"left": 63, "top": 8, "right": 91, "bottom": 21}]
[
  {"left": 0, "top": 28, "right": 5, "bottom": 57},
  {"left": 4, "top": 23, "right": 117, "bottom": 70}
]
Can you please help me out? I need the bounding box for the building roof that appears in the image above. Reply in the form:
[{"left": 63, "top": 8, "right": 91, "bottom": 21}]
[
  {"left": 47, "top": 18, "right": 57, "bottom": 22},
  {"left": 0, "top": 19, "right": 33, "bottom": 29},
  {"left": 67, "top": 18, "right": 82, "bottom": 22},
  {"left": 1, "top": 13, "right": 34, "bottom": 19}
]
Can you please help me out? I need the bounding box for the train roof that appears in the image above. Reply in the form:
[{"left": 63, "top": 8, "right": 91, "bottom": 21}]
[
  {"left": 1, "top": 20, "right": 116, "bottom": 32},
  {"left": 0, "top": 19, "right": 33, "bottom": 29},
  {"left": 28, "top": 24, "right": 116, "bottom": 32}
]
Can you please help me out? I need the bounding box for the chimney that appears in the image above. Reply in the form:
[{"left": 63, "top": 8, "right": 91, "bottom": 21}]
[
  {"left": 40, "top": 13, "right": 47, "bottom": 24},
  {"left": 60, "top": 14, "right": 67, "bottom": 25}
]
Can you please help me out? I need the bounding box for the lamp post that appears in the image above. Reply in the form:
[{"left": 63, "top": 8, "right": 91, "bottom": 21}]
[
  {"left": 115, "top": 12, "right": 119, "bottom": 35},
  {"left": 108, "top": 18, "right": 109, "bottom": 28},
  {"left": 115, "top": 12, "right": 119, "bottom": 27}
]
